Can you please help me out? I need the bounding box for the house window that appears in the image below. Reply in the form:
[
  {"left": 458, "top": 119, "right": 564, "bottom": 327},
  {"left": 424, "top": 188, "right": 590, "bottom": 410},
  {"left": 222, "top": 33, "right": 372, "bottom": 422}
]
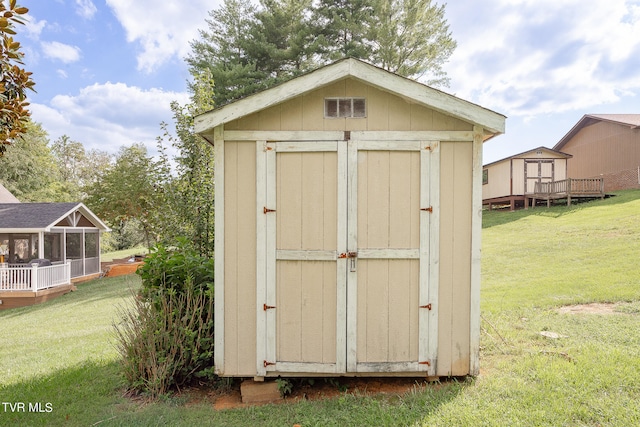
[
  {"left": 483, "top": 169, "right": 488, "bottom": 185},
  {"left": 325, "top": 98, "right": 366, "bottom": 118}
]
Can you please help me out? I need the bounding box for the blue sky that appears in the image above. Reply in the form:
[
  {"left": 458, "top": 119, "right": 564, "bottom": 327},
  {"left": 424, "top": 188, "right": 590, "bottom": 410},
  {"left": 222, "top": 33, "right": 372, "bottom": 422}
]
[{"left": 16, "top": 0, "right": 640, "bottom": 164}]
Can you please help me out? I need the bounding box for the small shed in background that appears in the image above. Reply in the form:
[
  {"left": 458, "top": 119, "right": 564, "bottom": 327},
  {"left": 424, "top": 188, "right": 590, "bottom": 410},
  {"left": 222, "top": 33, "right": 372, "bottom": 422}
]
[
  {"left": 195, "top": 58, "right": 505, "bottom": 379},
  {"left": 482, "top": 147, "right": 572, "bottom": 210},
  {"left": 553, "top": 114, "right": 640, "bottom": 191}
]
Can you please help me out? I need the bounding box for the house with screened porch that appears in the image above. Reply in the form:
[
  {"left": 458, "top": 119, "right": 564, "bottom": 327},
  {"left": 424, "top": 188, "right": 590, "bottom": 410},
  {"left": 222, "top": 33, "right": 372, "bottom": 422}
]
[{"left": 0, "top": 199, "right": 109, "bottom": 309}]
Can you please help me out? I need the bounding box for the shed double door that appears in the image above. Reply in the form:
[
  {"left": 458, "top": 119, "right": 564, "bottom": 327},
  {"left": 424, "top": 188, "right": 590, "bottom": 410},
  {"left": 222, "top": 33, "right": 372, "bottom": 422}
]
[
  {"left": 525, "top": 160, "right": 554, "bottom": 193},
  {"left": 256, "top": 134, "right": 439, "bottom": 376}
]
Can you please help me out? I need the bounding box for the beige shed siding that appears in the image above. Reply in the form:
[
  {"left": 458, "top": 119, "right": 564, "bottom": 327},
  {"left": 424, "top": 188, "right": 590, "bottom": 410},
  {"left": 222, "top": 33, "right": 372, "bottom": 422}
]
[
  {"left": 564, "top": 121, "right": 640, "bottom": 178},
  {"left": 438, "top": 141, "right": 472, "bottom": 376},
  {"left": 224, "top": 78, "right": 473, "bottom": 134},
  {"left": 276, "top": 152, "right": 338, "bottom": 364},
  {"left": 356, "top": 151, "right": 421, "bottom": 364},
  {"left": 223, "top": 141, "right": 257, "bottom": 376},
  {"left": 482, "top": 159, "right": 511, "bottom": 199}
]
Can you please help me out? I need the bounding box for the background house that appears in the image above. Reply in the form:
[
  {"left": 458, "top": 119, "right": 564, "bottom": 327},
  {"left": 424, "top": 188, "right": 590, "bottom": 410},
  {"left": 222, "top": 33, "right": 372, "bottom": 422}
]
[
  {"left": 0, "top": 202, "right": 110, "bottom": 280},
  {"left": 553, "top": 114, "right": 640, "bottom": 191},
  {"left": 0, "top": 195, "right": 110, "bottom": 309},
  {"left": 482, "top": 147, "right": 572, "bottom": 210}
]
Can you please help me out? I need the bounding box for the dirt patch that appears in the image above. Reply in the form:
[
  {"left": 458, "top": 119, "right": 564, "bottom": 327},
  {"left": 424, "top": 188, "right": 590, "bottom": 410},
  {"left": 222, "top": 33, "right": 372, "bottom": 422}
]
[
  {"left": 180, "top": 377, "right": 441, "bottom": 411},
  {"left": 557, "top": 302, "right": 620, "bottom": 315},
  {"left": 101, "top": 257, "right": 145, "bottom": 277}
]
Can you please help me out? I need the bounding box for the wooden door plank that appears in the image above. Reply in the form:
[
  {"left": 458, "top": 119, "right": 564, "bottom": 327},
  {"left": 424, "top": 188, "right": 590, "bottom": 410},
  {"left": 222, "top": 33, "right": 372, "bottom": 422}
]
[
  {"left": 255, "top": 140, "right": 267, "bottom": 376},
  {"left": 213, "top": 126, "right": 225, "bottom": 374},
  {"left": 265, "top": 142, "right": 277, "bottom": 370},
  {"left": 336, "top": 140, "right": 348, "bottom": 373},
  {"left": 346, "top": 139, "right": 359, "bottom": 372},
  {"left": 470, "top": 127, "right": 483, "bottom": 375}
]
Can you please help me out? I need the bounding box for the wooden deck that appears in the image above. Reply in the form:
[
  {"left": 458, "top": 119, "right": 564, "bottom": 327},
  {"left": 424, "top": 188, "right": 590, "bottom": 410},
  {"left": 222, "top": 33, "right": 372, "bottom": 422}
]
[
  {"left": 528, "top": 178, "right": 605, "bottom": 208},
  {"left": 0, "top": 284, "right": 77, "bottom": 310},
  {"left": 0, "top": 262, "right": 73, "bottom": 310}
]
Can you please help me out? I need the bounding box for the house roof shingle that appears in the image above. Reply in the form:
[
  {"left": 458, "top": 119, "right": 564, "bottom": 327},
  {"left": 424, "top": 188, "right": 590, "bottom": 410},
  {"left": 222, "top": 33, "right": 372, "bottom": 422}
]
[{"left": 0, "top": 203, "right": 109, "bottom": 232}]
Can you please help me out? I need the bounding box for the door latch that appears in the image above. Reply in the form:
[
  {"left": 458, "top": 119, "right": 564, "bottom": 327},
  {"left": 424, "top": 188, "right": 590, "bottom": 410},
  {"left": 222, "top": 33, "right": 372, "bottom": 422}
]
[{"left": 339, "top": 251, "right": 358, "bottom": 272}]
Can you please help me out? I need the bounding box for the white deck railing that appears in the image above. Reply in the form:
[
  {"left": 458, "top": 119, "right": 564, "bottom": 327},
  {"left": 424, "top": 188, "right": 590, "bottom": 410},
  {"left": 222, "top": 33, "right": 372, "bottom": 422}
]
[
  {"left": 0, "top": 262, "right": 71, "bottom": 292},
  {"left": 69, "top": 257, "right": 100, "bottom": 278}
]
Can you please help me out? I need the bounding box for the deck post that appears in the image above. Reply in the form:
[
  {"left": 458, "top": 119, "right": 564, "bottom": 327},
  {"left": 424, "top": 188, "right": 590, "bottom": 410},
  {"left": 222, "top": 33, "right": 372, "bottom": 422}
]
[{"left": 31, "top": 264, "right": 38, "bottom": 292}]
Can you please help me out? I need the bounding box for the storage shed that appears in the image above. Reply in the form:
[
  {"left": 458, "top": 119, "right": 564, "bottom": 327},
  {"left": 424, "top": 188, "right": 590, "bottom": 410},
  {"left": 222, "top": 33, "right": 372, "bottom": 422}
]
[
  {"left": 482, "top": 147, "right": 572, "bottom": 210},
  {"left": 194, "top": 58, "right": 505, "bottom": 379}
]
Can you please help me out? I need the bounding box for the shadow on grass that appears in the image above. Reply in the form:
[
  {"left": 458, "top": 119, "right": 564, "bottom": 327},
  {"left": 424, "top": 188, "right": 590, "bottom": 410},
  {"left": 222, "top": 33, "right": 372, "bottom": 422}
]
[
  {"left": 0, "top": 360, "right": 127, "bottom": 427},
  {"left": 483, "top": 190, "right": 640, "bottom": 229},
  {"left": 0, "top": 359, "right": 468, "bottom": 427}
]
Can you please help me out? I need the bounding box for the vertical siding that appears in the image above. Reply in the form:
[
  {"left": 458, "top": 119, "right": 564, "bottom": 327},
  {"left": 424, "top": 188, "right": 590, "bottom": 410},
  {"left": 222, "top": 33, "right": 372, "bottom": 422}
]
[
  {"left": 275, "top": 152, "right": 338, "bottom": 364},
  {"left": 482, "top": 160, "right": 512, "bottom": 199},
  {"left": 512, "top": 159, "right": 525, "bottom": 195},
  {"left": 226, "top": 77, "right": 473, "bottom": 134},
  {"left": 438, "top": 141, "right": 472, "bottom": 376},
  {"left": 224, "top": 142, "right": 257, "bottom": 376},
  {"left": 564, "top": 121, "right": 640, "bottom": 178},
  {"left": 356, "top": 151, "right": 421, "bottom": 364}
]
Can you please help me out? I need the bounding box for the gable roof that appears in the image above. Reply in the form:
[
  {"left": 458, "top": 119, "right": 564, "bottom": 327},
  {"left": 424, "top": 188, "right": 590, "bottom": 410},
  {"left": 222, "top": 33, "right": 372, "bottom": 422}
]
[
  {"left": 553, "top": 114, "right": 640, "bottom": 151},
  {"left": 483, "top": 146, "right": 572, "bottom": 168},
  {"left": 0, "top": 203, "right": 110, "bottom": 233},
  {"left": 194, "top": 58, "right": 506, "bottom": 138},
  {"left": 0, "top": 183, "right": 20, "bottom": 203}
]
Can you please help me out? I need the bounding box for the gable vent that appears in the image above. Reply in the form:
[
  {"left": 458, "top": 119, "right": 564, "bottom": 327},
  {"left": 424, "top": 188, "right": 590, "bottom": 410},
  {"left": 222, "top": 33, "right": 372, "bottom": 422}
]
[{"left": 325, "top": 97, "right": 366, "bottom": 118}]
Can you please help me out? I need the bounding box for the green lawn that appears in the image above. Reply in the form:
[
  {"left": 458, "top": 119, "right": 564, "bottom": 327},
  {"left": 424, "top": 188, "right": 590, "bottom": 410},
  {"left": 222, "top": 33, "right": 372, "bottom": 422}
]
[{"left": 1, "top": 191, "right": 640, "bottom": 426}]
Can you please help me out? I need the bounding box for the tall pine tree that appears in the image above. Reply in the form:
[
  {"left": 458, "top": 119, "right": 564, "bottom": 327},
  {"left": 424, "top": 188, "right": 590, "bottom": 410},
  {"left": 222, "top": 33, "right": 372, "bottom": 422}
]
[{"left": 311, "top": 0, "right": 375, "bottom": 62}]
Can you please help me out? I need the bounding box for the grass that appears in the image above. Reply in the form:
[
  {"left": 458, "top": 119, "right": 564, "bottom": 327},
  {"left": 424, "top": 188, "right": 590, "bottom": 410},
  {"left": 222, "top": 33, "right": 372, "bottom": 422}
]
[
  {"left": 100, "top": 246, "right": 148, "bottom": 262},
  {"left": 2, "top": 191, "right": 640, "bottom": 425}
]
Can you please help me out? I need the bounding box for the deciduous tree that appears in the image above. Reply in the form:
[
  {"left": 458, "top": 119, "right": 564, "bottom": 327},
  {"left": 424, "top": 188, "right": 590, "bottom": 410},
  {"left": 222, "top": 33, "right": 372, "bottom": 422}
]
[
  {"left": 0, "top": 120, "right": 63, "bottom": 201},
  {"left": 370, "top": 0, "right": 456, "bottom": 86},
  {"left": 84, "top": 144, "right": 162, "bottom": 249}
]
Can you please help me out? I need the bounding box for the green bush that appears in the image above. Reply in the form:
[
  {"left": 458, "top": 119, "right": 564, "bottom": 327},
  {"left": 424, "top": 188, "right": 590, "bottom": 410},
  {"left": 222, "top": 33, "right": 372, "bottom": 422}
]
[
  {"left": 114, "top": 239, "right": 215, "bottom": 397},
  {"left": 136, "top": 237, "right": 214, "bottom": 295}
]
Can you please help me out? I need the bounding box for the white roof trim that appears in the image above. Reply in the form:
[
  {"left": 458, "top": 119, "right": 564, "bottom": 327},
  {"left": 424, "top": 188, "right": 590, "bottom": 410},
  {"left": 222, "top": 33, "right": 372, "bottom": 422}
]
[
  {"left": 194, "top": 58, "right": 506, "bottom": 136},
  {"left": 49, "top": 203, "right": 111, "bottom": 232}
]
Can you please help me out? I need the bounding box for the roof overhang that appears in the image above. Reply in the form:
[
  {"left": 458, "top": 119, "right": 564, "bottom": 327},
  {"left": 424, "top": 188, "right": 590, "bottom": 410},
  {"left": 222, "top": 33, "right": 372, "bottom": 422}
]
[
  {"left": 195, "top": 58, "right": 506, "bottom": 140},
  {"left": 0, "top": 228, "right": 44, "bottom": 234},
  {"left": 553, "top": 114, "right": 640, "bottom": 151},
  {"left": 483, "top": 146, "right": 572, "bottom": 168}
]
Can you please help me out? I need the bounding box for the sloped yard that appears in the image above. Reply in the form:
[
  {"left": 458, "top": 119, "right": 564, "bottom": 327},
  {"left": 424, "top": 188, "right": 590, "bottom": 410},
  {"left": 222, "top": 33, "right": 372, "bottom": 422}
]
[{"left": 1, "top": 191, "right": 640, "bottom": 426}]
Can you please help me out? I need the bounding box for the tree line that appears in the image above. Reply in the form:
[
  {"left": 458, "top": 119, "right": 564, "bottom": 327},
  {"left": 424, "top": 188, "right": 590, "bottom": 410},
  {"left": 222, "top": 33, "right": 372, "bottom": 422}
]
[
  {"left": 188, "top": 0, "right": 456, "bottom": 106},
  {"left": 1, "top": 0, "right": 455, "bottom": 259}
]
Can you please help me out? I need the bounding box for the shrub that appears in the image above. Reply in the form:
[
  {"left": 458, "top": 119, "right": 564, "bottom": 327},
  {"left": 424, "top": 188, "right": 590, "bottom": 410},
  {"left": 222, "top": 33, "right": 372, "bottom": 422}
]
[
  {"left": 136, "top": 237, "right": 214, "bottom": 295},
  {"left": 114, "top": 239, "right": 215, "bottom": 397}
]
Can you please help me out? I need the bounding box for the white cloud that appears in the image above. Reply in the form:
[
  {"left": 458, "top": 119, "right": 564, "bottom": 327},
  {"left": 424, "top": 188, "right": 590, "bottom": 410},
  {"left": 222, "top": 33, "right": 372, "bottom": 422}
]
[
  {"left": 24, "top": 16, "right": 47, "bottom": 39},
  {"left": 41, "top": 41, "right": 82, "bottom": 63},
  {"left": 30, "top": 82, "right": 190, "bottom": 157},
  {"left": 444, "top": 0, "right": 640, "bottom": 117},
  {"left": 105, "top": 0, "right": 219, "bottom": 73},
  {"left": 75, "top": 0, "right": 98, "bottom": 19}
]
